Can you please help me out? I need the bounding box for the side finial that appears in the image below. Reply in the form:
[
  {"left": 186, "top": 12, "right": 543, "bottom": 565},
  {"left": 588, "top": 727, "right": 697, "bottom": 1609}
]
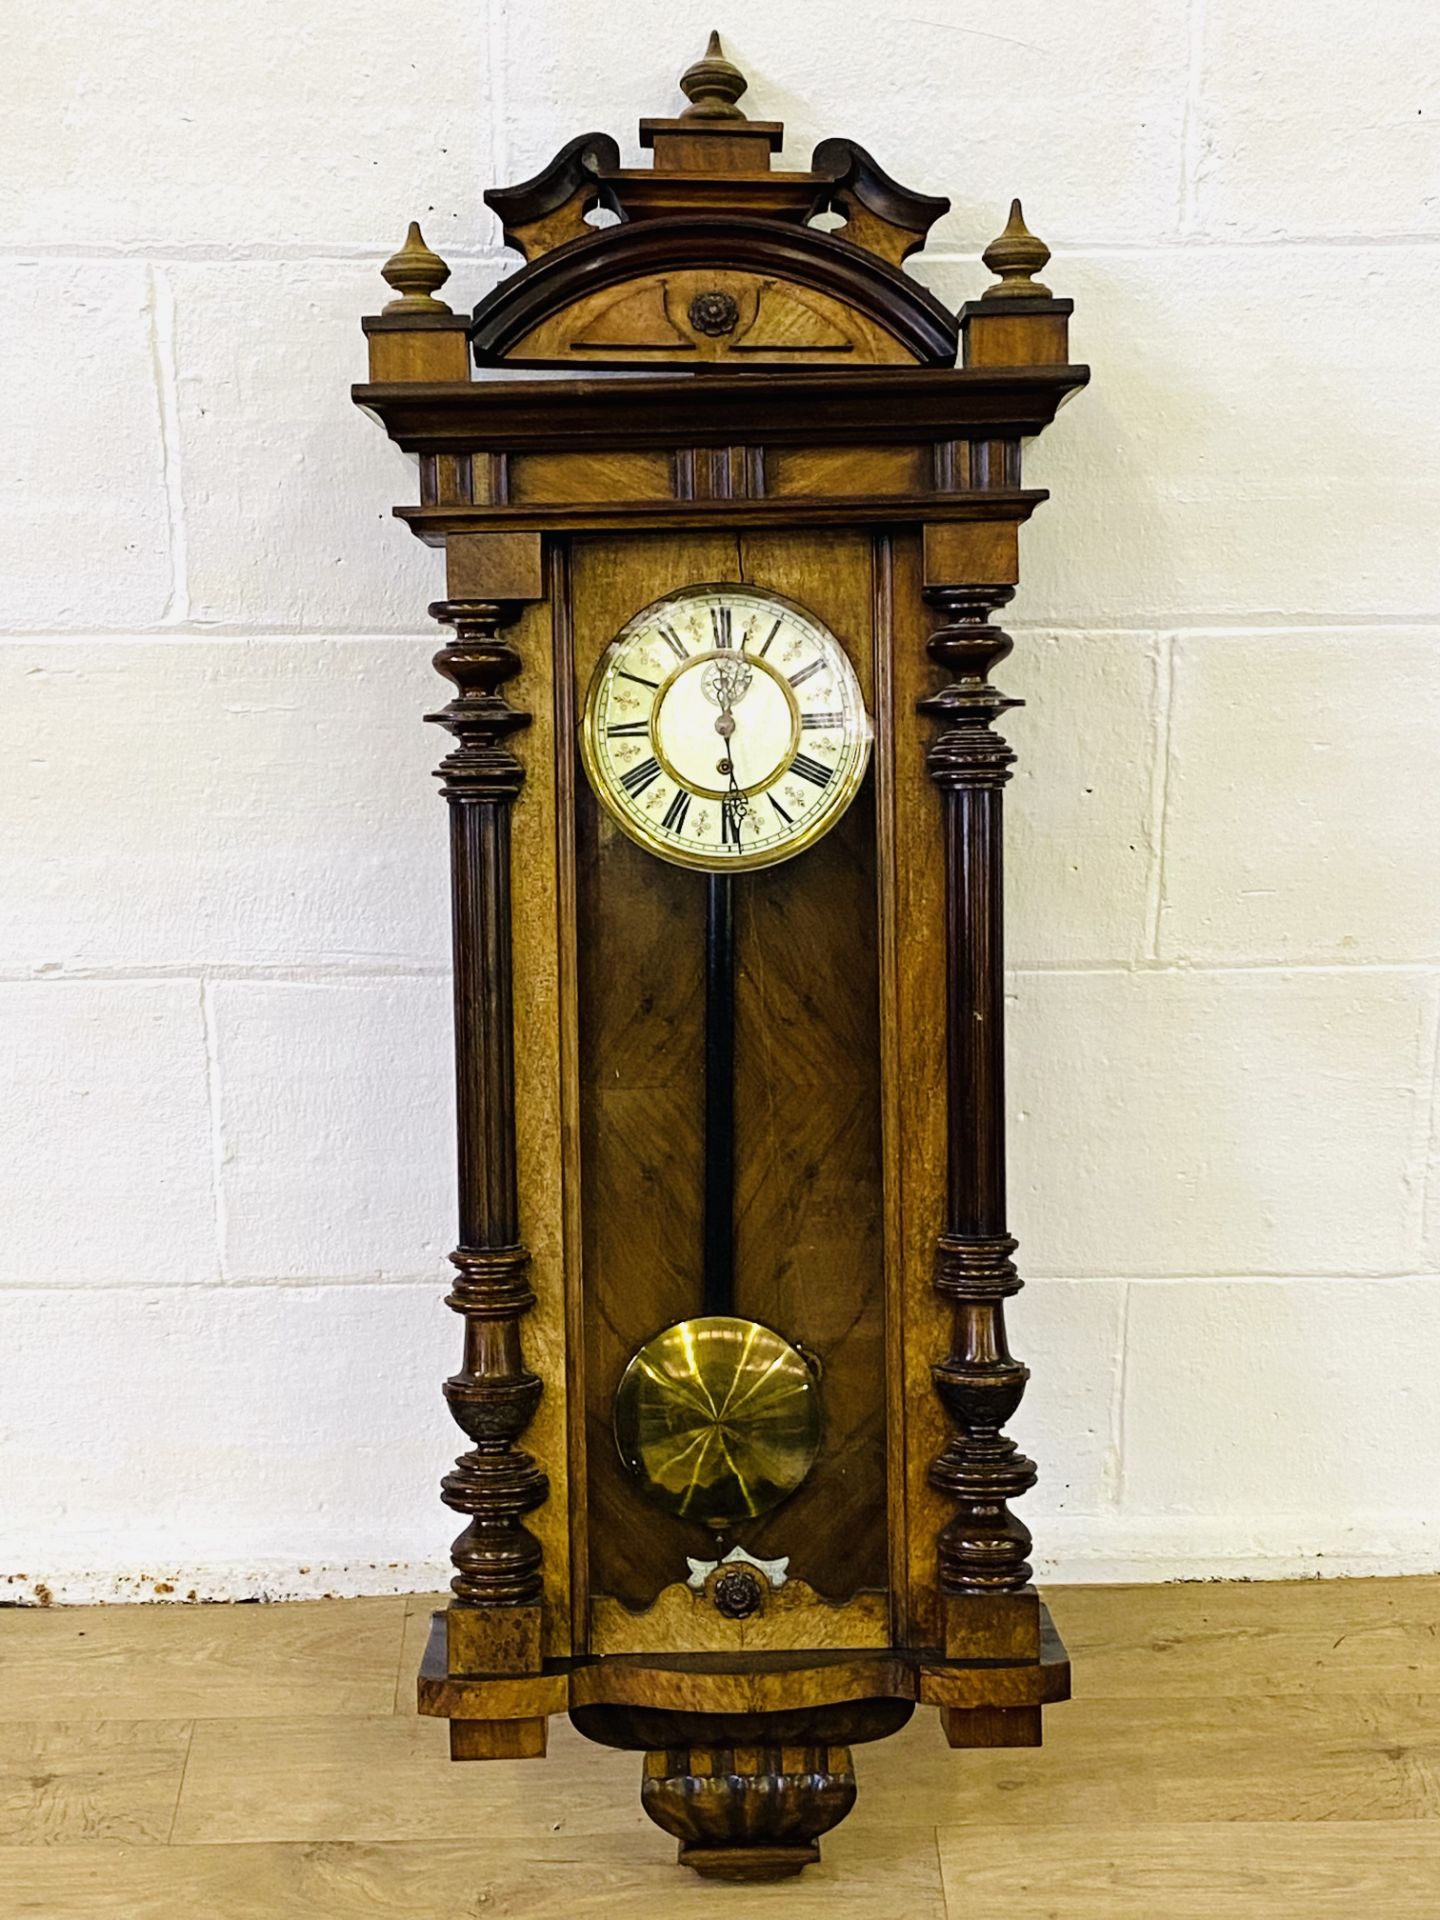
[
  {"left": 679, "top": 30, "right": 749, "bottom": 120},
  {"left": 381, "top": 221, "right": 453, "bottom": 314},
  {"left": 981, "top": 199, "right": 1052, "bottom": 299}
]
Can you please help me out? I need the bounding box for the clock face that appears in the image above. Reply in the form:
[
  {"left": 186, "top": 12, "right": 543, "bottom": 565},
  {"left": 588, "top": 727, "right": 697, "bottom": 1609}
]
[{"left": 580, "top": 584, "right": 871, "bottom": 872}]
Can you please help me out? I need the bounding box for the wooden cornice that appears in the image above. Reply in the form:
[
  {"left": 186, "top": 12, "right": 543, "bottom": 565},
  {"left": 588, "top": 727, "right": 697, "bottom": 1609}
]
[
  {"left": 353, "top": 364, "right": 1090, "bottom": 455},
  {"left": 394, "top": 490, "right": 1050, "bottom": 544}
]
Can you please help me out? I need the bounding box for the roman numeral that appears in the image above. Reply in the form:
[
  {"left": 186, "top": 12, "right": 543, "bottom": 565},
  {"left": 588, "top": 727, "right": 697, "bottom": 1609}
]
[
  {"left": 791, "top": 753, "right": 833, "bottom": 787},
  {"left": 606, "top": 721, "right": 649, "bottom": 737},
  {"left": 768, "top": 793, "right": 794, "bottom": 825},
  {"left": 619, "top": 669, "right": 659, "bottom": 689},
  {"left": 758, "top": 618, "right": 783, "bottom": 658},
  {"left": 721, "top": 798, "right": 746, "bottom": 846},
  {"left": 619, "top": 756, "right": 661, "bottom": 797},
  {"left": 658, "top": 625, "right": 688, "bottom": 662},
  {"left": 788, "top": 659, "right": 824, "bottom": 689},
  {"left": 661, "top": 789, "right": 691, "bottom": 833},
  {"left": 802, "top": 709, "right": 844, "bottom": 730},
  {"left": 711, "top": 606, "right": 733, "bottom": 648}
]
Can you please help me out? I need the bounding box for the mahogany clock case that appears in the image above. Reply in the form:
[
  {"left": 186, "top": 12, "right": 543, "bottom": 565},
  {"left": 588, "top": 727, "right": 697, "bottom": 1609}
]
[{"left": 353, "top": 30, "right": 1089, "bottom": 1881}]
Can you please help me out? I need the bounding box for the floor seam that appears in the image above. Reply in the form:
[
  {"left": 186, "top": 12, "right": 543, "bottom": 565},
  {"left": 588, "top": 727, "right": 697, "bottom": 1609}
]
[
  {"left": 165, "top": 1719, "right": 197, "bottom": 1845},
  {"left": 393, "top": 1597, "right": 414, "bottom": 1716},
  {"left": 932, "top": 1821, "right": 949, "bottom": 1916}
]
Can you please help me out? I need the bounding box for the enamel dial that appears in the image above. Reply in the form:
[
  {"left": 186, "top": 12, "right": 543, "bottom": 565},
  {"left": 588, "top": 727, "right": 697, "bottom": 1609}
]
[{"left": 581, "top": 584, "right": 871, "bottom": 872}]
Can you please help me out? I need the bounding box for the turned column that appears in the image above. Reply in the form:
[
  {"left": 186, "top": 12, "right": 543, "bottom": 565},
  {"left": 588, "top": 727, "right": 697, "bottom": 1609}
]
[
  {"left": 427, "top": 596, "right": 548, "bottom": 1618},
  {"left": 919, "top": 583, "right": 1036, "bottom": 1600}
]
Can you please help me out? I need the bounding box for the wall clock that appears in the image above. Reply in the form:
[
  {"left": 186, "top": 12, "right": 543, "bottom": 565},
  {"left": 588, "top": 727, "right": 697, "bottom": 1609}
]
[{"left": 354, "top": 32, "right": 1089, "bottom": 1882}]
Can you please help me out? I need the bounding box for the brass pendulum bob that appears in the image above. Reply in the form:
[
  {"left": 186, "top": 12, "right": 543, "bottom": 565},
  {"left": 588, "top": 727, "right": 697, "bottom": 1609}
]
[{"left": 614, "top": 872, "right": 822, "bottom": 1528}]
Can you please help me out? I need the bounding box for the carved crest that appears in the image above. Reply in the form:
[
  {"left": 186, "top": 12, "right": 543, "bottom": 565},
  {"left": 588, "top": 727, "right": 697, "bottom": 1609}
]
[{"left": 472, "top": 33, "right": 957, "bottom": 369}]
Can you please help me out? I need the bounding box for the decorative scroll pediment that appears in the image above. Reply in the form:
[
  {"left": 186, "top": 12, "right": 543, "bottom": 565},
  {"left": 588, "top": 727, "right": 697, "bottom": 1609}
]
[
  {"left": 471, "top": 34, "right": 958, "bottom": 370},
  {"left": 484, "top": 131, "right": 623, "bottom": 263}
]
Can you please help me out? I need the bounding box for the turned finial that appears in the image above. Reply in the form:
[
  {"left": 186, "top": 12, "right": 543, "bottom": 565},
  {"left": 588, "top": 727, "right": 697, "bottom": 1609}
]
[
  {"left": 381, "top": 221, "right": 453, "bottom": 314},
  {"left": 981, "top": 199, "right": 1052, "bottom": 299},
  {"left": 679, "top": 29, "right": 749, "bottom": 120}
]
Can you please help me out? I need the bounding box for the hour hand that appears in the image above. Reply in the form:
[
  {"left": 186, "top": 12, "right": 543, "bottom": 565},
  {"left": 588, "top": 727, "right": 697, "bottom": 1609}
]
[{"left": 703, "top": 657, "right": 754, "bottom": 719}]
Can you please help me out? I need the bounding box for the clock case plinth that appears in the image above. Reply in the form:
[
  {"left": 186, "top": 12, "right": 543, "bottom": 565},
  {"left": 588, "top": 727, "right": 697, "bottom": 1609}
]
[{"left": 354, "top": 36, "right": 1088, "bottom": 1880}]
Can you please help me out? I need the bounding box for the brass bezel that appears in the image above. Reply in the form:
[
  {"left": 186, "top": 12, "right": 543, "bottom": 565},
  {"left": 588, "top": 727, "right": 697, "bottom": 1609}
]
[{"left": 580, "top": 582, "right": 873, "bottom": 874}]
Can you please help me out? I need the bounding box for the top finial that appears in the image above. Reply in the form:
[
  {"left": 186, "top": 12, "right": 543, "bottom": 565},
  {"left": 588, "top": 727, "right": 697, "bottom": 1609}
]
[
  {"left": 981, "top": 199, "right": 1052, "bottom": 299},
  {"left": 679, "top": 30, "right": 749, "bottom": 120},
  {"left": 380, "top": 221, "right": 453, "bottom": 314}
]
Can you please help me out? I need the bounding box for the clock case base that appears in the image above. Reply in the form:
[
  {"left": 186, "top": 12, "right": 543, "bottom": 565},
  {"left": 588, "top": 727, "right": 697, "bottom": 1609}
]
[{"left": 419, "top": 1605, "right": 1070, "bottom": 1877}]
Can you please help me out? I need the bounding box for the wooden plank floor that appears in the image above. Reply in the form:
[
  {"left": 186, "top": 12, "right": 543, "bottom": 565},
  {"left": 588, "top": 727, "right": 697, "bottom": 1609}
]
[{"left": 3, "top": 1578, "right": 1439, "bottom": 1916}]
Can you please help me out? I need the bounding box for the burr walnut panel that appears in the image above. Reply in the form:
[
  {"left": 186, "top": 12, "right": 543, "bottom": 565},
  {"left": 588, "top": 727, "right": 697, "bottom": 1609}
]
[
  {"left": 507, "top": 450, "right": 674, "bottom": 506},
  {"left": 508, "top": 270, "right": 918, "bottom": 366},
  {"left": 765, "top": 445, "right": 930, "bottom": 498}
]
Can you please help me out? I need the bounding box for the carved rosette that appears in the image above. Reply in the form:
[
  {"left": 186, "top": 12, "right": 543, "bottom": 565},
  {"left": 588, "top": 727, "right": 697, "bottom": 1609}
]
[
  {"left": 427, "top": 598, "right": 548, "bottom": 1608},
  {"left": 919, "top": 586, "right": 1037, "bottom": 1594}
]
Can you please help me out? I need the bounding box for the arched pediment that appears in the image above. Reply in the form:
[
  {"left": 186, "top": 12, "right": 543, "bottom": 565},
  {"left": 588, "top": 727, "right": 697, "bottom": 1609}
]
[{"left": 470, "top": 215, "right": 959, "bottom": 369}]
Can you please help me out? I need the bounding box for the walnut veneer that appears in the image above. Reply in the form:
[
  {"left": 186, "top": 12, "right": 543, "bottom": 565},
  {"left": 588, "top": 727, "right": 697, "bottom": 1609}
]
[{"left": 353, "top": 32, "right": 1089, "bottom": 1881}]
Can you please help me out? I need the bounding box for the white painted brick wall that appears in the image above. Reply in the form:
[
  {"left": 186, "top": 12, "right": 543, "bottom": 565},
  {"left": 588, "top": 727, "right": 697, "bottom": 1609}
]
[
  {"left": 171, "top": 262, "right": 479, "bottom": 631},
  {"left": 4, "top": 3, "right": 1439, "bottom": 1601},
  {"left": 2, "top": 264, "right": 173, "bottom": 627},
  {"left": 211, "top": 978, "right": 454, "bottom": 1281}
]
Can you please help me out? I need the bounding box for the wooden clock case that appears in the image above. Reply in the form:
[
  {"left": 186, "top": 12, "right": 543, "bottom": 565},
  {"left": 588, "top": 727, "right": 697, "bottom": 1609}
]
[{"left": 354, "top": 36, "right": 1088, "bottom": 1881}]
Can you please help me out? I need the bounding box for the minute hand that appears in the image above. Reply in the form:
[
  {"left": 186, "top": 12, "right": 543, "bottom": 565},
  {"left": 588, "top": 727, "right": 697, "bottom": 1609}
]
[{"left": 713, "top": 688, "right": 748, "bottom": 845}]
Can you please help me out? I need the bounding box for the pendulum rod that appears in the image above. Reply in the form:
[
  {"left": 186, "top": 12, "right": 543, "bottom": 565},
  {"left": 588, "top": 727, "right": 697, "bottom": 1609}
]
[{"left": 702, "top": 872, "right": 736, "bottom": 1318}]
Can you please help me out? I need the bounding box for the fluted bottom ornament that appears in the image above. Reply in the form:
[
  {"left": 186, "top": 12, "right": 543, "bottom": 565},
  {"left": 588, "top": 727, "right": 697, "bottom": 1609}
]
[{"left": 641, "top": 1743, "right": 857, "bottom": 1880}]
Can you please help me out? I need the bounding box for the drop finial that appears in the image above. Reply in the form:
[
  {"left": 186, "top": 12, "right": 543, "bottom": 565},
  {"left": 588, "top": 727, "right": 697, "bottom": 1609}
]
[
  {"left": 380, "top": 221, "right": 452, "bottom": 314},
  {"left": 679, "top": 30, "right": 749, "bottom": 120},
  {"left": 981, "top": 199, "right": 1052, "bottom": 299}
]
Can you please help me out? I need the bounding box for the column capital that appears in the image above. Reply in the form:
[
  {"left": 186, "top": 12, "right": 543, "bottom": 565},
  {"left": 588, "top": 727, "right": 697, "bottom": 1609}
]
[
  {"left": 427, "top": 598, "right": 532, "bottom": 802},
  {"left": 918, "top": 584, "right": 1021, "bottom": 791}
]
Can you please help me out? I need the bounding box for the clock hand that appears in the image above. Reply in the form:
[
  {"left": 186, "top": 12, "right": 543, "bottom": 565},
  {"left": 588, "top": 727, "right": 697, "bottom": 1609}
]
[
  {"left": 724, "top": 747, "right": 745, "bottom": 822},
  {"left": 703, "top": 655, "right": 754, "bottom": 720},
  {"left": 713, "top": 688, "right": 749, "bottom": 839}
]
